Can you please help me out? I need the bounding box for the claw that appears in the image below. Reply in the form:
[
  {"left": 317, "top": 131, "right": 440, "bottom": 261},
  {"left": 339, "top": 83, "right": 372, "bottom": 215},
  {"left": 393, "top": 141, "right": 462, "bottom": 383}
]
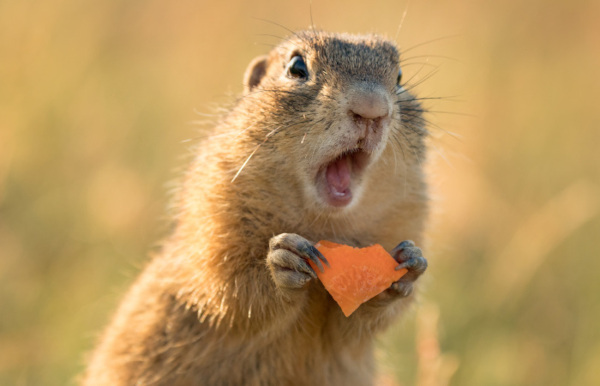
[
  {"left": 297, "top": 242, "right": 329, "bottom": 273},
  {"left": 396, "top": 257, "right": 416, "bottom": 270},
  {"left": 297, "top": 258, "right": 318, "bottom": 279},
  {"left": 392, "top": 240, "right": 415, "bottom": 255},
  {"left": 310, "top": 252, "right": 324, "bottom": 273},
  {"left": 311, "top": 245, "right": 330, "bottom": 268},
  {"left": 296, "top": 242, "right": 322, "bottom": 272},
  {"left": 395, "top": 255, "right": 428, "bottom": 273}
]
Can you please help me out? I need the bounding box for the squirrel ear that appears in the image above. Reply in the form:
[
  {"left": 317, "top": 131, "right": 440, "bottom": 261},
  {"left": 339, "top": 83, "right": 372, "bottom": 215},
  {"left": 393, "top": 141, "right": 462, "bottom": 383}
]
[{"left": 243, "top": 55, "right": 268, "bottom": 94}]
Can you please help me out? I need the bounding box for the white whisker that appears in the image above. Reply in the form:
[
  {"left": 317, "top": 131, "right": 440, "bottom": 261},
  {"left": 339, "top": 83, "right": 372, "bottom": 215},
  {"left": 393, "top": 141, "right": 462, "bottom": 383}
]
[{"left": 231, "top": 144, "right": 262, "bottom": 183}]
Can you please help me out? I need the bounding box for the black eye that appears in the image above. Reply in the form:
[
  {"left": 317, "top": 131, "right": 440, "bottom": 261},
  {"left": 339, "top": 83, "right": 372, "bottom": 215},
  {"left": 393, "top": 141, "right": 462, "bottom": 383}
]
[
  {"left": 286, "top": 55, "right": 308, "bottom": 80},
  {"left": 397, "top": 67, "right": 403, "bottom": 86}
]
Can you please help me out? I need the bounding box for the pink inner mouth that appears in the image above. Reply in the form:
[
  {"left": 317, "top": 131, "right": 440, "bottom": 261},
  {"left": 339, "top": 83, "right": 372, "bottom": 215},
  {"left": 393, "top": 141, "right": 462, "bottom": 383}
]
[
  {"left": 321, "top": 150, "right": 370, "bottom": 207},
  {"left": 326, "top": 155, "right": 352, "bottom": 204}
]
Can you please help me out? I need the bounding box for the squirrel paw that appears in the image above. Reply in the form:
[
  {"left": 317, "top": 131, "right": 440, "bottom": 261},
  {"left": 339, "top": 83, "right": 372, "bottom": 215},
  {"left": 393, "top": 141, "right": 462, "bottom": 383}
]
[
  {"left": 267, "top": 233, "right": 329, "bottom": 290},
  {"left": 389, "top": 240, "right": 428, "bottom": 297}
]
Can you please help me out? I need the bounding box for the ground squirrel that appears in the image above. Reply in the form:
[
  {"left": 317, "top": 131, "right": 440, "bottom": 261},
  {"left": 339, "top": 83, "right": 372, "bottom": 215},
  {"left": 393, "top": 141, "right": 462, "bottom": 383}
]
[{"left": 83, "top": 30, "right": 429, "bottom": 385}]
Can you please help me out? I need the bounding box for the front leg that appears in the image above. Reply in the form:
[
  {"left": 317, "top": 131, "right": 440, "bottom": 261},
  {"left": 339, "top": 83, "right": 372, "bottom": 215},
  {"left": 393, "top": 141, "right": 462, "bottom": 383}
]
[
  {"left": 389, "top": 240, "right": 428, "bottom": 297},
  {"left": 266, "top": 233, "right": 329, "bottom": 292}
]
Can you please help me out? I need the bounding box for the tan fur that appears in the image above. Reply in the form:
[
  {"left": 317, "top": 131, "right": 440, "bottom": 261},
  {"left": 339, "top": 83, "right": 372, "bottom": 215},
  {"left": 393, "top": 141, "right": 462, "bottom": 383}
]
[{"left": 83, "top": 30, "right": 429, "bottom": 386}]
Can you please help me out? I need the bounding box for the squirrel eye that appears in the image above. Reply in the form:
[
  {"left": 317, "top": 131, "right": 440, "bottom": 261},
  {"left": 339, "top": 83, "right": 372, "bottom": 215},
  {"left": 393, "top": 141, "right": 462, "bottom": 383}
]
[
  {"left": 396, "top": 67, "right": 403, "bottom": 85},
  {"left": 286, "top": 55, "right": 309, "bottom": 80}
]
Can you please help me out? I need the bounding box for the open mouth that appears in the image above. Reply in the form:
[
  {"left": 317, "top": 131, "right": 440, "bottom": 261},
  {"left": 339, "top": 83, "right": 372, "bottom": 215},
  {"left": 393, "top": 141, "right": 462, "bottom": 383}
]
[{"left": 317, "top": 148, "right": 371, "bottom": 207}]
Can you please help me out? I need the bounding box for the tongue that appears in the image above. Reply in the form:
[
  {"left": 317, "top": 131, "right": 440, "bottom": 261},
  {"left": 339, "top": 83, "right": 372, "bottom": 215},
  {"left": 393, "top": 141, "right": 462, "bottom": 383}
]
[{"left": 326, "top": 155, "right": 352, "bottom": 196}]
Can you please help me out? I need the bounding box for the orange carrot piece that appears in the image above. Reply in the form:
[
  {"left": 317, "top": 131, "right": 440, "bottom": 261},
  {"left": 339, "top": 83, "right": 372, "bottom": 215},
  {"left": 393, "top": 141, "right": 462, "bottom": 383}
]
[{"left": 309, "top": 241, "right": 408, "bottom": 316}]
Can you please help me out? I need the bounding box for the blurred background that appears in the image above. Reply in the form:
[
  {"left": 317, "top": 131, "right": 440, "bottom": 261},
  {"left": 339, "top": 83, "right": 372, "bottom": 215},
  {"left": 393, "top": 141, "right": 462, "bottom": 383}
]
[{"left": 1, "top": 0, "right": 599, "bottom": 384}]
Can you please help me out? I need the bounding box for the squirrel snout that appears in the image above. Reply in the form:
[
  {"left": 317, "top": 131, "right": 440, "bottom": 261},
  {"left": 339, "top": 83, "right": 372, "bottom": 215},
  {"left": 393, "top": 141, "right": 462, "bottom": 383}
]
[{"left": 347, "top": 85, "right": 391, "bottom": 134}]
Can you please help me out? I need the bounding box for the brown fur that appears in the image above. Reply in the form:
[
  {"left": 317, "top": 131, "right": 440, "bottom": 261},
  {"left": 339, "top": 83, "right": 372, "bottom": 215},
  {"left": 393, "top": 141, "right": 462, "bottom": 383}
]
[{"left": 83, "top": 30, "right": 429, "bottom": 386}]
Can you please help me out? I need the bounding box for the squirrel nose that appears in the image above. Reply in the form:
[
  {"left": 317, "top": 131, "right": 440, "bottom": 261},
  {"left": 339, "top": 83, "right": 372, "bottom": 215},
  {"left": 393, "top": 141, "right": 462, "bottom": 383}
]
[{"left": 347, "top": 85, "right": 391, "bottom": 128}]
